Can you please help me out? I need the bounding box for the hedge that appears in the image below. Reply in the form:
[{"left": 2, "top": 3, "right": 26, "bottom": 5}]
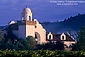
[{"left": 0, "top": 49, "right": 85, "bottom": 57}]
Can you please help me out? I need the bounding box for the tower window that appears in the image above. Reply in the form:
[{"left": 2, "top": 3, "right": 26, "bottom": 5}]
[
  {"left": 35, "top": 26, "right": 37, "bottom": 28},
  {"left": 62, "top": 36, "right": 64, "bottom": 40},
  {"left": 49, "top": 35, "right": 51, "bottom": 39},
  {"left": 29, "top": 16, "right": 31, "bottom": 21}
]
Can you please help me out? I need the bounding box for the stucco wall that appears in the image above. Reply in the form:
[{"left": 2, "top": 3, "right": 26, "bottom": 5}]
[
  {"left": 18, "top": 25, "right": 26, "bottom": 39},
  {"left": 16, "top": 19, "right": 46, "bottom": 44},
  {"left": 34, "top": 19, "right": 46, "bottom": 44},
  {"left": 63, "top": 41, "right": 75, "bottom": 47},
  {"left": 26, "top": 25, "right": 35, "bottom": 37}
]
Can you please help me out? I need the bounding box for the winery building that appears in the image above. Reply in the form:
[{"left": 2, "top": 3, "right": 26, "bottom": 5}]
[{"left": 2, "top": 7, "right": 76, "bottom": 47}]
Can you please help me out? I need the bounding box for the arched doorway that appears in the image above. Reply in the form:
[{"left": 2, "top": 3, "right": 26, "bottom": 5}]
[{"left": 35, "top": 32, "right": 41, "bottom": 44}]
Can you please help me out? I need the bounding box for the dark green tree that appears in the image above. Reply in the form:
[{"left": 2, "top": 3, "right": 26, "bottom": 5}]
[
  {"left": 77, "top": 25, "right": 85, "bottom": 51},
  {"left": 26, "top": 36, "right": 37, "bottom": 49},
  {"left": 5, "top": 39, "right": 15, "bottom": 49},
  {"left": 0, "top": 38, "right": 15, "bottom": 50},
  {"left": 68, "top": 29, "right": 72, "bottom": 35},
  {"left": 6, "top": 26, "right": 18, "bottom": 42},
  {"left": 72, "top": 24, "right": 85, "bottom": 51},
  {"left": 54, "top": 40, "right": 64, "bottom": 50},
  {"left": 15, "top": 41, "right": 24, "bottom": 50},
  {"left": 37, "top": 40, "right": 64, "bottom": 50}
]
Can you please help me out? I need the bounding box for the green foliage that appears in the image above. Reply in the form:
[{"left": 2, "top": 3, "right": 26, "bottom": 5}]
[
  {"left": 6, "top": 27, "right": 18, "bottom": 42},
  {"left": 0, "top": 49, "right": 85, "bottom": 57},
  {"left": 0, "top": 36, "right": 37, "bottom": 50},
  {"left": 37, "top": 41, "right": 64, "bottom": 50},
  {"left": 0, "top": 26, "right": 37, "bottom": 50},
  {"left": 0, "top": 31, "right": 3, "bottom": 40},
  {"left": 72, "top": 25, "right": 85, "bottom": 51},
  {"left": 26, "top": 36, "right": 37, "bottom": 49},
  {"left": 78, "top": 25, "right": 85, "bottom": 51}
]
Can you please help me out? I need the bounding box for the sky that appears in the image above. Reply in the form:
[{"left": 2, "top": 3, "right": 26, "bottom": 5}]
[{"left": 0, "top": 0, "right": 85, "bottom": 26}]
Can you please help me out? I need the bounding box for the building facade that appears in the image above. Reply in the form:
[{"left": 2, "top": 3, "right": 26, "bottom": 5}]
[
  {"left": 2, "top": 7, "right": 46, "bottom": 44},
  {"left": 46, "top": 32, "right": 76, "bottom": 47},
  {"left": 2, "top": 7, "right": 76, "bottom": 47}
]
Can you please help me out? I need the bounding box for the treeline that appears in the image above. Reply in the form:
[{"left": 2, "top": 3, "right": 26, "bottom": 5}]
[{"left": 41, "top": 13, "right": 85, "bottom": 33}]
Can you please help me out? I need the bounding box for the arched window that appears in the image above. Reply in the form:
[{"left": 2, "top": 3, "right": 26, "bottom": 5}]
[
  {"left": 29, "top": 16, "right": 31, "bottom": 21},
  {"left": 49, "top": 35, "right": 51, "bottom": 39},
  {"left": 62, "top": 36, "right": 64, "bottom": 40}
]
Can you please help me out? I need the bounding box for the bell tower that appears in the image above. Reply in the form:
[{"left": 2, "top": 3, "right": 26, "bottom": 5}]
[{"left": 21, "top": 6, "right": 32, "bottom": 21}]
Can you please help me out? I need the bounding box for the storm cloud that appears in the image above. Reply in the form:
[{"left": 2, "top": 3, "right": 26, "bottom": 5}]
[{"left": 0, "top": 0, "right": 85, "bottom": 26}]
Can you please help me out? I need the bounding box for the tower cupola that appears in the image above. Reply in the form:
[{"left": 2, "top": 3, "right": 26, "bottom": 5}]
[{"left": 21, "top": 7, "right": 32, "bottom": 21}]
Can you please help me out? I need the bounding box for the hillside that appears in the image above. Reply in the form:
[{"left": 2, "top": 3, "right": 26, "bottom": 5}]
[
  {"left": 0, "top": 26, "right": 5, "bottom": 30},
  {"left": 41, "top": 14, "right": 85, "bottom": 33}
]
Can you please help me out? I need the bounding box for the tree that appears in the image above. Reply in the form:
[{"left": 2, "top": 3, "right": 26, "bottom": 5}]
[
  {"left": 26, "top": 36, "right": 37, "bottom": 49},
  {"left": 6, "top": 26, "right": 18, "bottom": 42},
  {"left": 78, "top": 25, "right": 85, "bottom": 51},
  {"left": 0, "top": 38, "right": 15, "bottom": 50},
  {"left": 68, "top": 29, "right": 72, "bottom": 35},
  {"left": 72, "top": 24, "right": 85, "bottom": 51},
  {"left": 5, "top": 39, "right": 15, "bottom": 49},
  {"left": 15, "top": 41, "right": 24, "bottom": 50},
  {"left": 37, "top": 42, "right": 54, "bottom": 50},
  {"left": 37, "top": 40, "right": 64, "bottom": 50},
  {"left": 54, "top": 40, "right": 64, "bottom": 50}
]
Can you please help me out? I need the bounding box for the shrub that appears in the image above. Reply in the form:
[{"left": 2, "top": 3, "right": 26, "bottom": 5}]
[{"left": 0, "top": 49, "right": 85, "bottom": 57}]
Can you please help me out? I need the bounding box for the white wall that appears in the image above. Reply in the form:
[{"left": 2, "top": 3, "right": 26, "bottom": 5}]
[
  {"left": 18, "top": 25, "right": 26, "bottom": 39},
  {"left": 26, "top": 25, "right": 35, "bottom": 37},
  {"left": 63, "top": 41, "right": 76, "bottom": 47},
  {"left": 34, "top": 19, "right": 46, "bottom": 44}
]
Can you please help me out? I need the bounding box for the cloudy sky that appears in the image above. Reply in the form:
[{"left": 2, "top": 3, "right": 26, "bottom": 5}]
[{"left": 0, "top": 0, "right": 85, "bottom": 26}]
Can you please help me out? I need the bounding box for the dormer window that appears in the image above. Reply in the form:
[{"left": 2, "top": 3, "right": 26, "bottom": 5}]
[
  {"left": 49, "top": 35, "right": 51, "bottom": 39},
  {"left": 47, "top": 32, "right": 53, "bottom": 39},
  {"left": 61, "top": 33, "right": 66, "bottom": 40}
]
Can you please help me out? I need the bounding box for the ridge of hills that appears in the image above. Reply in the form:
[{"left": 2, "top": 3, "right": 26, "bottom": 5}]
[{"left": 0, "top": 14, "right": 85, "bottom": 34}]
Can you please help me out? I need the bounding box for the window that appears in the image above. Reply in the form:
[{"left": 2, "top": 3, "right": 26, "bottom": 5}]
[
  {"left": 35, "top": 34, "right": 37, "bottom": 38},
  {"left": 62, "top": 36, "right": 64, "bottom": 40},
  {"left": 49, "top": 35, "right": 51, "bottom": 39},
  {"left": 29, "top": 16, "right": 31, "bottom": 21},
  {"left": 35, "top": 26, "right": 37, "bottom": 28}
]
